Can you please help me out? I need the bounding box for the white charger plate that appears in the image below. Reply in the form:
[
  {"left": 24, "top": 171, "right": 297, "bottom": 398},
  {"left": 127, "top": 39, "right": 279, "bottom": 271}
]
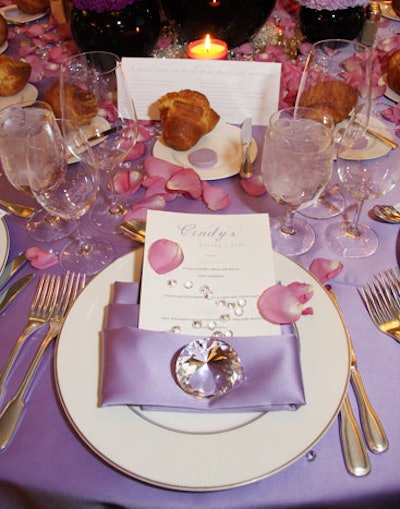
[
  {"left": 55, "top": 249, "right": 350, "bottom": 491},
  {"left": 0, "top": 4, "right": 47, "bottom": 24},
  {"left": 0, "top": 83, "right": 38, "bottom": 112},
  {"left": 153, "top": 121, "right": 258, "bottom": 180},
  {"left": 0, "top": 217, "right": 10, "bottom": 274},
  {"left": 380, "top": 1, "right": 400, "bottom": 21}
]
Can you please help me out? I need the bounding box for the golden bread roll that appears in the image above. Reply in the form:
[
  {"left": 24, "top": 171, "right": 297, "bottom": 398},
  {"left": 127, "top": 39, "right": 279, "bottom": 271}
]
[
  {"left": 392, "top": 0, "right": 400, "bottom": 17},
  {"left": 45, "top": 80, "right": 98, "bottom": 126},
  {"left": 0, "top": 55, "right": 31, "bottom": 97},
  {"left": 298, "top": 80, "right": 358, "bottom": 124},
  {"left": 0, "top": 14, "right": 8, "bottom": 47},
  {"left": 158, "top": 89, "right": 220, "bottom": 151},
  {"left": 386, "top": 50, "right": 400, "bottom": 95},
  {"left": 16, "top": 0, "right": 50, "bottom": 14}
]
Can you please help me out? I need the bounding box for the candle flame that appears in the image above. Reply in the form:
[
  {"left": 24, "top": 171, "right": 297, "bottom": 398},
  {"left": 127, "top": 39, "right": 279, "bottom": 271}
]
[{"left": 205, "top": 34, "right": 211, "bottom": 52}]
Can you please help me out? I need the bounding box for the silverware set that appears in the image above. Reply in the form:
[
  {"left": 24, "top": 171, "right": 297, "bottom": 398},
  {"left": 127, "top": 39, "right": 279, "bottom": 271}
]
[{"left": 0, "top": 271, "right": 85, "bottom": 450}]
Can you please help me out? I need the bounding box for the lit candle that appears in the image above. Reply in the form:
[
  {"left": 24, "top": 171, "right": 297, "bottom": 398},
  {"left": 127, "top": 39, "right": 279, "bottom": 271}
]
[{"left": 187, "top": 34, "right": 228, "bottom": 60}]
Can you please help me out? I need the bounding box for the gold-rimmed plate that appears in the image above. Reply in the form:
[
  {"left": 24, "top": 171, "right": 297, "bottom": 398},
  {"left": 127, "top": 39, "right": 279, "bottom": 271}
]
[{"left": 55, "top": 250, "right": 350, "bottom": 491}]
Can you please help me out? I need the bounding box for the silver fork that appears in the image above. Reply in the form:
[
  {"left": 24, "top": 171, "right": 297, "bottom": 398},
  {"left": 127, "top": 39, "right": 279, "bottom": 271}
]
[
  {"left": 0, "top": 274, "right": 58, "bottom": 399},
  {"left": 0, "top": 272, "right": 86, "bottom": 450},
  {"left": 359, "top": 268, "right": 400, "bottom": 343}
]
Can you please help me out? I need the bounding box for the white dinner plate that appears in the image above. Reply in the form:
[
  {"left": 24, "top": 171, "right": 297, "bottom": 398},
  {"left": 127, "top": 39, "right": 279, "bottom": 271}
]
[
  {"left": 0, "top": 4, "right": 47, "bottom": 24},
  {"left": 380, "top": 1, "right": 400, "bottom": 21},
  {"left": 153, "top": 121, "right": 258, "bottom": 181},
  {"left": 0, "top": 83, "right": 38, "bottom": 112},
  {"left": 0, "top": 41, "right": 8, "bottom": 54},
  {"left": 55, "top": 249, "right": 350, "bottom": 491},
  {"left": 340, "top": 115, "right": 394, "bottom": 160},
  {"left": 385, "top": 84, "right": 400, "bottom": 104},
  {"left": 0, "top": 217, "right": 10, "bottom": 274}
]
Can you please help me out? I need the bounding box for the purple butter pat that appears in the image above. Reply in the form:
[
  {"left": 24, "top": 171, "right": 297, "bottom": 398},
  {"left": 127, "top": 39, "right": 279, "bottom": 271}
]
[{"left": 188, "top": 148, "right": 218, "bottom": 169}]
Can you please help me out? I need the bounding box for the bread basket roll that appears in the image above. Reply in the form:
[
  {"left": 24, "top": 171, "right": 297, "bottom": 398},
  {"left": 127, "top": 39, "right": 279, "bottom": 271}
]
[
  {"left": 16, "top": 0, "right": 50, "bottom": 15},
  {"left": 387, "top": 50, "right": 400, "bottom": 95},
  {"left": 0, "top": 14, "right": 8, "bottom": 47},
  {"left": 0, "top": 55, "right": 31, "bottom": 97}
]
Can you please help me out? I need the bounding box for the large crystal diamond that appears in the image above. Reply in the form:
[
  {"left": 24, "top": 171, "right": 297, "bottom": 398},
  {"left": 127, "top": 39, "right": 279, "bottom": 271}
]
[{"left": 175, "top": 338, "right": 245, "bottom": 399}]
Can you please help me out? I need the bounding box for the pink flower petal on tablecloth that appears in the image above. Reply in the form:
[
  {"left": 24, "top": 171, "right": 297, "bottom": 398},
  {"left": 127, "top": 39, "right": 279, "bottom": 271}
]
[
  {"left": 148, "top": 239, "right": 184, "bottom": 274},
  {"left": 309, "top": 258, "right": 344, "bottom": 284},
  {"left": 144, "top": 156, "right": 183, "bottom": 180},
  {"left": 123, "top": 141, "right": 146, "bottom": 162},
  {"left": 144, "top": 176, "right": 178, "bottom": 201},
  {"left": 240, "top": 174, "right": 267, "bottom": 196},
  {"left": 166, "top": 168, "right": 203, "bottom": 199},
  {"left": 202, "top": 181, "right": 231, "bottom": 210},
  {"left": 125, "top": 195, "right": 166, "bottom": 221},
  {"left": 25, "top": 247, "right": 58, "bottom": 269},
  {"left": 113, "top": 169, "right": 143, "bottom": 195}
]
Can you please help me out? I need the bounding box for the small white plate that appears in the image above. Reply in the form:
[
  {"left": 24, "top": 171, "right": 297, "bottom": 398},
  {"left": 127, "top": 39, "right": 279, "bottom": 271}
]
[
  {"left": 0, "top": 4, "right": 47, "bottom": 24},
  {"left": 153, "top": 121, "right": 258, "bottom": 181},
  {"left": 0, "top": 41, "right": 8, "bottom": 54},
  {"left": 385, "top": 84, "right": 400, "bottom": 103},
  {"left": 0, "top": 83, "right": 38, "bottom": 112},
  {"left": 0, "top": 218, "right": 10, "bottom": 275},
  {"left": 340, "top": 116, "right": 394, "bottom": 160},
  {"left": 380, "top": 1, "right": 400, "bottom": 21}
]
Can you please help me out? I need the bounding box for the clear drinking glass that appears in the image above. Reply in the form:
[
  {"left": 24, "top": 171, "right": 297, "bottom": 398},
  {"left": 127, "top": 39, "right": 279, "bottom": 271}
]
[
  {"left": 60, "top": 51, "right": 138, "bottom": 234},
  {"left": 295, "top": 39, "right": 372, "bottom": 219},
  {"left": 0, "top": 101, "right": 75, "bottom": 241},
  {"left": 261, "top": 107, "right": 335, "bottom": 256},
  {"left": 26, "top": 117, "right": 114, "bottom": 275}
]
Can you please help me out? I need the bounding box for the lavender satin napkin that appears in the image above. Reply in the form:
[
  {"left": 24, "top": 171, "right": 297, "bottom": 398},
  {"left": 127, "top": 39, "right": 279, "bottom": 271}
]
[{"left": 99, "top": 282, "right": 306, "bottom": 412}]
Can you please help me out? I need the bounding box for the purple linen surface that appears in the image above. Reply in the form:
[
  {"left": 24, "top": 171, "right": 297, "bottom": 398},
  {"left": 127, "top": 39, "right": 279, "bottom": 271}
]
[{"left": 99, "top": 282, "right": 306, "bottom": 412}]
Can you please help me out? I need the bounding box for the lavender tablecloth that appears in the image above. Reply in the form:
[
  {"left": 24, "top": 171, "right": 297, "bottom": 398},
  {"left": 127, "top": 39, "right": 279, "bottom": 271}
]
[{"left": 1, "top": 3, "right": 400, "bottom": 508}]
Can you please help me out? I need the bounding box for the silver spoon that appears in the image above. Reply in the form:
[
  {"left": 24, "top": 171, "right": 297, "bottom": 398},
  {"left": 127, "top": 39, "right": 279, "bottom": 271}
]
[
  {"left": 373, "top": 204, "right": 400, "bottom": 224},
  {"left": 0, "top": 199, "right": 35, "bottom": 219}
]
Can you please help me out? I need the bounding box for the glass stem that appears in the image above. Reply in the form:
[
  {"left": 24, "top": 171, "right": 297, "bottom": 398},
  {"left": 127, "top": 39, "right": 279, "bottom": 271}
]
[
  {"left": 75, "top": 219, "right": 91, "bottom": 256},
  {"left": 347, "top": 199, "right": 364, "bottom": 238},
  {"left": 281, "top": 208, "right": 296, "bottom": 236},
  {"left": 107, "top": 169, "right": 125, "bottom": 216}
]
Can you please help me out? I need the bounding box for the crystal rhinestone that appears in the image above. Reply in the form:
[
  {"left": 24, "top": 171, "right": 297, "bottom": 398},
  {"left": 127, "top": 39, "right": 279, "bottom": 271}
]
[
  {"left": 220, "top": 313, "right": 231, "bottom": 322},
  {"left": 167, "top": 279, "right": 178, "bottom": 287},
  {"left": 199, "top": 285, "right": 210, "bottom": 294},
  {"left": 234, "top": 307, "right": 244, "bottom": 316},
  {"left": 175, "top": 338, "right": 245, "bottom": 399},
  {"left": 183, "top": 281, "right": 193, "bottom": 289},
  {"left": 192, "top": 320, "right": 202, "bottom": 329},
  {"left": 169, "top": 325, "right": 181, "bottom": 333},
  {"left": 224, "top": 330, "right": 233, "bottom": 337},
  {"left": 207, "top": 321, "right": 217, "bottom": 329},
  {"left": 237, "top": 298, "right": 247, "bottom": 307}
]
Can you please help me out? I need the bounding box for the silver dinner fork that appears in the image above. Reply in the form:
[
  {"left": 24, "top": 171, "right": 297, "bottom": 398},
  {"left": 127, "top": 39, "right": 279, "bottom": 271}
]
[
  {"left": 358, "top": 268, "right": 400, "bottom": 343},
  {"left": 0, "top": 274, "right": 58, "bottom": 399},
  {"left": 0, "top": 272, "right": 86, "bottom": 450}
]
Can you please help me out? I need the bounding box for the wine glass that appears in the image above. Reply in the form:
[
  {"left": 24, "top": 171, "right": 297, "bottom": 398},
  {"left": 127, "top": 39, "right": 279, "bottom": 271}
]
[
  {"left": 59, "top": 51, "right": 138, "bottom": 234},
  {"left": 295, "top": 39, "right": 372, "bottom": 219},
  {"left": 0, "top": 101, "right": 75, "bottom": 242},
  {"left": 261, "top": 106, "right": 335, "bottom": 256},
  {"left": 325, "top": 102, "right": 400, "bottom": 258},
  {"left": 25, "top": 116, "right": 114, "bottom": 275}
]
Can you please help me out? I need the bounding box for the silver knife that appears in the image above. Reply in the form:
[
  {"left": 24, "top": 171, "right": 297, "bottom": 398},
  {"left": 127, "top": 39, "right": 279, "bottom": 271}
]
[
  {"left": 0, "top": 253, "right": 27, "bottom": 291},
  {"left": 0, "top": 274, "right": 34, "bottom": 314},
  {"left": 239, "top": 117, "right": 253, "bottom": 179},
  {"left": 327, "top": 285, "right": 388, "bottom": 454}
]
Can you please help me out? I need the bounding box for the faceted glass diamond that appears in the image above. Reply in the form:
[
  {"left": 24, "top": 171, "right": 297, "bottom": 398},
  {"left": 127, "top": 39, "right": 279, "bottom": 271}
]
[{"left": 175, "top": 338, "right": 245, "bottom": 399}]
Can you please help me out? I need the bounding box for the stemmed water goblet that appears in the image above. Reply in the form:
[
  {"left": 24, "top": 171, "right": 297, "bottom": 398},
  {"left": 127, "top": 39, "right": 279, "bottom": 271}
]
[
  {"left": 261, "top": 106, "right": 335, "bottom": 257},
  {"left": 295, "top": 39, "right": 372, "bottom": 219},
  {"left": 25, "top": 116, "right": 114, "bottom": 275},
  {"left": 60, "top": 51, "right": 138, "bottom": 234},
  {"left": 0, "top": 101, "right": 75, "bottom": 242}
]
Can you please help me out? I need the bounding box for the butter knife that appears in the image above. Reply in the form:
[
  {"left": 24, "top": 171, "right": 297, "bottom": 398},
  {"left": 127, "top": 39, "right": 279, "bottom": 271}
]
[
  {"left": 239, "top": 117, "right": 253, "bottom": 179},
  {"left": 0, "top": 274, "right": 34, "bottom": 314},
  {"left": 0, "top": 252, "right": 27, "bottom": 291},
  {"left": 327, "top": 285, "right": 388, "bottom": 454}
]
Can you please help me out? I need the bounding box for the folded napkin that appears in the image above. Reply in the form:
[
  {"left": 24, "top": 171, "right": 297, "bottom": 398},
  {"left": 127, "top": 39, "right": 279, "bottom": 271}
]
[{"left": 99, "top": 282, "right": 306, "bottom": 412}]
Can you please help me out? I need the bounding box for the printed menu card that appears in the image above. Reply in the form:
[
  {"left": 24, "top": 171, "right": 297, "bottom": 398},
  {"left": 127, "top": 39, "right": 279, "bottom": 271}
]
[{"left": 139, "top": 210, "right": 280, "bottom": 337}]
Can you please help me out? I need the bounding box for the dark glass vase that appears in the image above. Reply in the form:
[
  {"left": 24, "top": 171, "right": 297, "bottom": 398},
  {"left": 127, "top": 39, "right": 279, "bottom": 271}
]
[
  {"left": 160, "top": 0, "right": 277, "bottom": 48},
  {"left": 299, "top": 6, "right": 366, "bottom": 43},
  {"left": 70, "top": 0, "right": 161, "bottom": 57}
]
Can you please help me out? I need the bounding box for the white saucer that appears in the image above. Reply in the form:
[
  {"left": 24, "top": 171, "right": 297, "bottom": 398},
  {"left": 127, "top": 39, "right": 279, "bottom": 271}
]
[
  {"left": 0, "top": 41, "right": 8, "bottom": 54},
  {"left": 0, "top": 4, "right": 47, "bottom": 24},
  {"left": 0, "top": 83, "right": 38, "bottom": 112},
  {"left": 340, "top": 116, "right": 394, "bottom": 160},
  {"left": 153, "top": 121, "right": 258, "bottom": 181},
  {"left": 385, "top": 84, "right": 400, "bottom": 103},
  {"left": 380, "top": 1, "right": 400, "bottom": 21}
]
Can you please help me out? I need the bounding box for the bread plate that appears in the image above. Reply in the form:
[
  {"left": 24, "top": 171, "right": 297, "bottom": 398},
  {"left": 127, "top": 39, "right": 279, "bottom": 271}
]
[
  {"left": 0, "top": 4, "right": 47, "bottom": 24},
  {"left": 153, "top": 121, "right": 258, "bottom": 181},
  {"left": 0, "top": 83, "right": 38, "bottom": 112},
  {"left": 0, "top": 41, "right": 8, "bottom": 54},
  {"left": 380, "top": 1, "right": 400, "bottom": 21}
]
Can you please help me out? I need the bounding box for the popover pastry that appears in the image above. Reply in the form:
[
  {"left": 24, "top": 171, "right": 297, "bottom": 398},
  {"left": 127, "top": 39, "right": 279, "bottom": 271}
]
[
  {"left": 0, "top": 55, "right": 31, "bottom": 97},
  {"left": 0, "top": 14, "right": 8, "bottom": 47},
  {"left": 45, "top": 80, "right": 98, "bottom": 126},
  {"left": 386, "top": 49, "right": 400, "bottom": 95},
  {"left": 298, "top": 80, "right": 358, "bottom": 125},
  {"left": 158, "top": 89, "right": 220, "bottom": 151},
  {"left": 16, "top": 0, "right": 50, "bottom": 15}
]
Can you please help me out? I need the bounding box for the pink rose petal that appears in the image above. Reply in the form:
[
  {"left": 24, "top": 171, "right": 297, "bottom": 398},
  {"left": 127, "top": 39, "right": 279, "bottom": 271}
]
[
  {"left": 144, "top": 156, "right": 184, "bottom": 180},
  {"left": 148, "top": 239, "right": 184, "bottom": 274},
  {"left": 202, "top": 181, "right": 232, "bottom": 210},
  {"left": 125, "top": 195, "right": 166, "bottom": 221},
  {"left": 123, "top": 141, "right": 146, "bottom": 162},
  {"left": 25, "top": 247, "right": 58, "bottom": 269},
  {"left": 240, "top": 174, "right": 267, "bottom": 196},
  {"left": 309, "top": 258, "right": 344, "bottom": 284},
  {"left": 113, "top": 169, "right": 143, "bottom": 195},
  {"left": 166, "top": 168, "right": 203, "bottom": 199}
]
